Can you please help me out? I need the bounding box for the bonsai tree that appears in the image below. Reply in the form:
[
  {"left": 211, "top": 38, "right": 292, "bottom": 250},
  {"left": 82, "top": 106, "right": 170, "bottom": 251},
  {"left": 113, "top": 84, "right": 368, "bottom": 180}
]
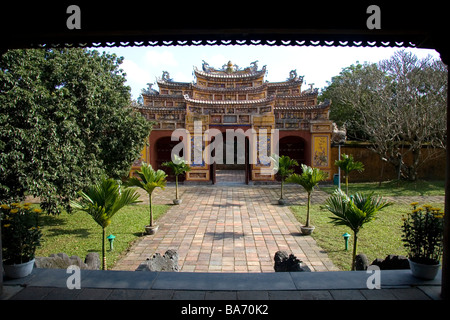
[
  {"left": 271, "top": 154, "right": 299, "bottom": 204},
  {"left": 162, "top": 155, "right": 191, "bottom": 204},
  {"left": 323, "top": 189, "right": 392, "bottom": 270},
  {"left": 286, "top": 164, "right": 328, "bottom": 234},
  {"left": 334, "top": 153, "right": 364, "bottom": 194},
  {"left": 126, "top": 162, "right": 167, "bottom": 234},
  {"left": 70, "top": 178, "right": 141, "bottom": 270}
]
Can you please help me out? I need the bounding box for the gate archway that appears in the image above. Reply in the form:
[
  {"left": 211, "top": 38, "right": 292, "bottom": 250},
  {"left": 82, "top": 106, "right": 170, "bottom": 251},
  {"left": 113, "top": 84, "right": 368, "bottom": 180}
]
[
  {"left": 278, "top": 136, "right": 306, "bottom": 175},
  {"left": 155, "top": 136, "right": 185, "bottom": 182}
]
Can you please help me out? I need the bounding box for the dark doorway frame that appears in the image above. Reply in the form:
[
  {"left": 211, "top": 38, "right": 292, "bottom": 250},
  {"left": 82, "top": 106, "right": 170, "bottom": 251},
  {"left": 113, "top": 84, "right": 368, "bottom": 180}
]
[
  {"left": 209, "top": 132, "right": 250, "bottom": 185},
  {"left": 1, "top": 2, "right": 448, "bottom": 298}
]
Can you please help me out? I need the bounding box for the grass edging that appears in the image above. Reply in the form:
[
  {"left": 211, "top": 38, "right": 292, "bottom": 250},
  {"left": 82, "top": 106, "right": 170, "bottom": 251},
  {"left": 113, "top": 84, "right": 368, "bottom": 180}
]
[
  {"left": 289, "top": 201, "right": 444, "bottom": 271},
  {"left": 36, "top": 204, "right": 170, "bottom": 269}
]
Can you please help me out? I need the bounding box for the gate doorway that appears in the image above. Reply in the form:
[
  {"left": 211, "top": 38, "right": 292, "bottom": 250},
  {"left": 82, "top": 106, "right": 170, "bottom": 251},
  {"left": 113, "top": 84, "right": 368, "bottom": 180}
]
[
  {"left": 210, "top": 132, "right": 250, "bottom": 185},
  {"left": 155, "top": 136, "right": 185, "bottom": 182},
  {"left": 277, "top": 136, "right": 306, "bottom": 177}
]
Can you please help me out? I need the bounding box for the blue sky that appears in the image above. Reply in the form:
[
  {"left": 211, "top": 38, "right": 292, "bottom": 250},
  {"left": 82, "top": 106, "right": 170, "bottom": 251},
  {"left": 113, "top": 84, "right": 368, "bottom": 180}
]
[{"left": 96, "top": 45, "right": 441, "bottom": 100}]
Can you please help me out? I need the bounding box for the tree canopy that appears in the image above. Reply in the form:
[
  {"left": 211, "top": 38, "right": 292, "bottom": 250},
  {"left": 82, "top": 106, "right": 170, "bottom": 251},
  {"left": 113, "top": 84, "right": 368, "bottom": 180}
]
[
  {"left": 320, "top": 50, "right": 447, "bottom": 180},
  {"left": 0, "top": 49, "right": 152, "bottom": 214}
]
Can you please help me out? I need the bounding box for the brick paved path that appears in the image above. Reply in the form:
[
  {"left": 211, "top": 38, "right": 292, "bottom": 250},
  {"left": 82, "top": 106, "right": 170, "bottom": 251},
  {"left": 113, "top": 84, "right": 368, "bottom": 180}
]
[
  {"left": 113, "top": 183, "right": 339, "bottom": 272},
  {"left": 113, "top": 173, "right": 445, "bottom": 273}
]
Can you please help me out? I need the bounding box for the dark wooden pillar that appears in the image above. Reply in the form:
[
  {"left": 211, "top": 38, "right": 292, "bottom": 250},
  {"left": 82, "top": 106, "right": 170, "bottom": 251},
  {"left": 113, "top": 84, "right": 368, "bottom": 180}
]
[{"left": 441, "top": 47, "right": 449, "bottom": 299}]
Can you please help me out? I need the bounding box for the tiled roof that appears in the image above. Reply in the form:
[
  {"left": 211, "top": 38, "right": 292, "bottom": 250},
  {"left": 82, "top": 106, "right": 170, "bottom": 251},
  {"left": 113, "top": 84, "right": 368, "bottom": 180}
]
[
  {"left": 192, "top": 83, "right": 268, "bottom": 92},
  {"left": 194, "top": 67, "right": 266, "bottom": 80},
  {"left": 183, "top": 94, "right": 275, "bottom": 105},
  {"left": 274, "top": 99, "right": 330, "bottom": 111},
  {"left": 135, "top": 106, "right": 186, "bottom": 113}
]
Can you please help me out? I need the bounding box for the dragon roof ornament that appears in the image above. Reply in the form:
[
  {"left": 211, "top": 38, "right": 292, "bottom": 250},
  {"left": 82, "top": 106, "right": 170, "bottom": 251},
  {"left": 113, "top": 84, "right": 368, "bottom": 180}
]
[{"left": 195, "top": 60, "right": 267, "bottom": 78}]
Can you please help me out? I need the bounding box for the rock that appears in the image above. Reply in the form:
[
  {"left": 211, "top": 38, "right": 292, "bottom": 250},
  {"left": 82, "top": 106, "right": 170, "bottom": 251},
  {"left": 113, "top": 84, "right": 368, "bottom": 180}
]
[
  {"left": 85, "top": 252, "right": 101, "bottom": 270},
  {"left": 371, "top": 255, "right": 409, "bottom": 270},
  {"left": 34, "top": 252, "right": 100, "bottom": 270},
  {"left": 273, "top": 251, "right": 310, "bottom": 272},
  {"left": 355, "top": 253, "right": 370, "bottom": 270},
  {"left": 371, "top": 258, "right": 384, "bottom": 268},
  {"left": 136, "top": 249, "right": 179, "bottom": 272}
]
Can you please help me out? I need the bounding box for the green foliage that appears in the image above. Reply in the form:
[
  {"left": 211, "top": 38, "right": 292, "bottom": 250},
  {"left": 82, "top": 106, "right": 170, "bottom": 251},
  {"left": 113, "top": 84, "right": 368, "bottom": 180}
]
[
  {"left": 323, "top": 189, "right": 392, "bottom": 270},
  {"left": 71, "top": 178, "right": 141, "bottom": 229},
  {"left": 35, "top": 204, "right": 169, "bottom": 269},
  {"left": 126, "top": 162, "right": 167, "bottom": 227},
  {"left": 319, "top": 62, "right": 378, "bottom": 140},
  {"left": 162, "top": 155, "right": 191, "bottom": 177},
  {"left": 320, "top": 51, "right": 447, "bottom": 181},
  {"left": 286, "top": 164, "right": 328, "bottom": 194},
  {"left": 271, "top": 154, "right": 299, "bottom": 179},
  {"left": 0, "top": 49, "right": 152, "bottom": 214},
  {"left": 162, "top": 155, "right": 190, "bottom": 200},
  {"left": 334, "top": 153, "right": 364, "bottom": 194},
  {"left": 321, "top": 180, "right": 445, "bottom": 197},
  {"left": 290, "top": 203, "right": 414, "bottom": 271},
  {"left": 401, "top": 203, "right": 444, "bottom": 265},
  {"left": 286, "top": 164, "right": 328, "bottom": 227},
  {"left": 1, "top": 203, "right": 43, "bottom": 264},
  {"left": 271, "top": 154, "right": 299, "bottom": 200},
  {"left": 70, "top": 178, "right": 141, "bottom": 269},
  {"left": 126, "top": 162, "right": 168, "bottom": 197}
]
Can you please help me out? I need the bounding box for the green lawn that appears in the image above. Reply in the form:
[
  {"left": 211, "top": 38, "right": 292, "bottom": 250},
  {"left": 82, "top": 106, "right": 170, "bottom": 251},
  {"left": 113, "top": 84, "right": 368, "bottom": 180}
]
[
  {"left": 320, "top": 179, "right": 445, "bottom": 197},
  {"left": 290, "top": 200, "right": 444, "bottom": 271},
  {"left": 36, "top": 204, "right": 170, "bottom": 269}
]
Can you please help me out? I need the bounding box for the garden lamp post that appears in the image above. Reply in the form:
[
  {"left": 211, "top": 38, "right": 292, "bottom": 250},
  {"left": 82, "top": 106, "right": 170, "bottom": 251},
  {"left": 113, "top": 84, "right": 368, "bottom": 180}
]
[
  {"left": 342, "top": 232, "right": 351, "bottom": 251},
  {"left": 107, "top": 234, "right": 116, "bottom": 251}
]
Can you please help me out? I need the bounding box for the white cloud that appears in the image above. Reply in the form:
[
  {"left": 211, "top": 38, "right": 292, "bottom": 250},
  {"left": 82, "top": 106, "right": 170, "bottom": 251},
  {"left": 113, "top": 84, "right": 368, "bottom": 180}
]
[
  {"left": 144, "top": 50, "right": 178, "bottom": 67},
  {"left": 120, "top": 59, "right": 152, "bottom": 99}
]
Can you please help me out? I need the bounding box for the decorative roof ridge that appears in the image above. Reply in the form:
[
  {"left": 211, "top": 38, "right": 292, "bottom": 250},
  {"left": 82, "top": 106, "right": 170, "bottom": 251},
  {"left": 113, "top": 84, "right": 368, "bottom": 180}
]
[
  {"left": 301, "top": 88, "right": 319, "bottom": 95},
  {"left": 136, "top": 106, "right": 186, "bottom": 112},
  {"left": 267, "top": 78, "right": 304, "bottom": 87},
  {"left": 193, "top": 66, "right": 266, "bottom": 79},
  {"left": 157, "top": 79, "right": 193, "bottom": 87},
  {"left": 274, "top": 100, "right": 330, "bottom": 110},
  {"left": 141, "top": 93, "right": 186, "bottom": 99},
  {"left": 192, "top": 83, "right": 268, "bottom": 92},
  {"left": 276, "top": 91, "right": 318, "bottom": 99},
  {"left": 184, "top": 94, "right": 275, "bottom": 105}
]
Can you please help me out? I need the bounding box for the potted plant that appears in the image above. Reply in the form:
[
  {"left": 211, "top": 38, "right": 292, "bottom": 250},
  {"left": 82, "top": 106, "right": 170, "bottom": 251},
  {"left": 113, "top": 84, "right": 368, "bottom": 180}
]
[
  {"left": 271, "top": 154, "right": 299, "bottom": 205},
  {"left": 162, "top": 155, "right": 191, "bottom": 205},
  {"left": 401, "top": 202, "right": 444, "bottom": 280},
  {"left": 1, "top": 203, "right": 42, "bottom": 278},
  {"left": 285, "top": 164, "right": 328, "bottom": 235},
  {"left": 71, "top": 178, "right": 141, "bottom": 270},
  {"left": 323, "top": 189, "right": 392, "bottom": 270},
  {"left": 126, "top": 162, "right": 167, "bottom": 235},
  {"left": 334, "top": 153, "right": 364, "bottom": 194}
]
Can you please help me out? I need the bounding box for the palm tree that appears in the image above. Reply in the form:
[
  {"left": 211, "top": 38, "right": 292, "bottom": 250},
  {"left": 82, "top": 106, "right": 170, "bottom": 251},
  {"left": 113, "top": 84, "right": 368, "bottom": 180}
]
[
  {"left": 126, "top": 162, "right": 167, "bottom": 233},
  {"left": 323, "top": 189, "right": 392, "bottom": 270},
  {"left": 70, "top": 178, "right": 141, "bottom": 270},
  {"left": 334, "top": 153, "right": 364, "bottom": 194},
  {"left": 286, "top": 164, "right": 328, "bottom": 233},
  {"left": 271, "top": 154, "right": 299, "bottom": 204},
  {"left": 162, "top": 155, "right": 191, "bottom": 204}
]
